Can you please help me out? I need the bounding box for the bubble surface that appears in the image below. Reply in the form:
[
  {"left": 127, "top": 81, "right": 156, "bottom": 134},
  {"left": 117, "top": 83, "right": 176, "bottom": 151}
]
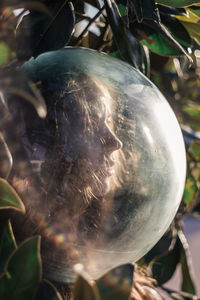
[{"left": 4, "top": 48, "right": 186, "bottom": 282}]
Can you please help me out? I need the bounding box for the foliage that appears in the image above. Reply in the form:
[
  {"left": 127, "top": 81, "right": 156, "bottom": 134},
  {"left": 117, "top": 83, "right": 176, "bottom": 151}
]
[
  {"left": 0, "top": 178, "right": 25, "bottom": 213},
  {"left": 1, "top": 0, "right": 200, "bottom": 299}
]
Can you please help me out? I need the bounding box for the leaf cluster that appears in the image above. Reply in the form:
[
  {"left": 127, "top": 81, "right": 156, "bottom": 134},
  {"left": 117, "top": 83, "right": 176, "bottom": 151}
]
[
  {"left": 1, "top": 0, "right": 200, "bottom": 70},
  {"left": 0, "top": 176, "right": 136, "bottom": 300}
]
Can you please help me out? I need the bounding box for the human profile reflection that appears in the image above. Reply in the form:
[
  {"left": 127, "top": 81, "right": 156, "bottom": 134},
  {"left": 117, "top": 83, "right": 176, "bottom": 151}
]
[{"left": 10, "top": 74, "right": 123, "bottom": 246}]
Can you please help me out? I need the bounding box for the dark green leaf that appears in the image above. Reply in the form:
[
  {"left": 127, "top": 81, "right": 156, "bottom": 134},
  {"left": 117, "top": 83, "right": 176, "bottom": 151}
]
[
  {"left": 118, "top": 3, "right": 127, "bottom": 16},
  {"left": 176, "top": 9, "right": 199, "bottom": 23},
  {"left": 180, "top": 21, "right": 200, "bottom": 45},
  {"left": 132, "top": 22, "right": 186, "bottom": 56},
  {"left": 188, "top": 6, "right": 200, "bottom": 19},
  {"left": 0, "top": 178, "right": 25, "bottom": 213},
  {"left": 130, "top": 0, "right": 143, "bottom": 22},
  {"left": 0, "top": 236, "right": 41, "bottom": 300},
  {"left": 158, "top": 4, "right": 187, "bottom": 16},
  {"left": 178, "top": 231, "right": 196, "bottom": 295},
  {"left": 35, "top": 279, "right": 62, "bottom": 300},
  {"left": 144, "top": 229, "right": 174, "bottom": 264},
  {"left": 156, "top": 0, "right": 200, "bottom": 7},
  {"left": 96, "top": 264, "right": 134, "bottom": 300},
  {"left": 110, "top": 49, "right": 121, "bottom": 58},
  {"left": 183, "top": 175, "right": 198, "bottom": 205},
  {"left": 116, "top": 0, "right": 127, "bottom": 16},
  {"left": 160, "top": 15, "right": 191, "bottom": 48},
  {"left": 0, "top": 220, "right": 17, "bottom": 273},
  {"left": 143, "top": 20, "right": 192, "bottom": 60},
  {"left": 16, "top": 0, "right": 75, "bottom": 59},
  {"left": 73, "top": 276, "right": 100, "bottom": 300},
  {"left": 131, "top": 0, "right": 159, "bottom": 23},
  {"left": 151, "top": 236, "right": 180, "bottom": 285},
  {"left": 104, "top": 0, "right": 145, "bottom": 71},
  {"left": 117, "top": 1, "right": 129, "bottom": 24},
  {"left": 188, "top": 141, "right": 200, "bottom": 161}
]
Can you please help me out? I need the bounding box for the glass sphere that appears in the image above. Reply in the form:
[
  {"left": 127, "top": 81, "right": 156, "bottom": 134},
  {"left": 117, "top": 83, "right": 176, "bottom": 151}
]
[{"left": 6, "top": 48, "right": 186, "bottom": 282}]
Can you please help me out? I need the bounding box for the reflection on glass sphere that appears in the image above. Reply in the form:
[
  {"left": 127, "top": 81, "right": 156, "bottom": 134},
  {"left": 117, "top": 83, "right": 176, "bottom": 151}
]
[{"left": 5, "top": 48, "right": 186, "bottom": 282}]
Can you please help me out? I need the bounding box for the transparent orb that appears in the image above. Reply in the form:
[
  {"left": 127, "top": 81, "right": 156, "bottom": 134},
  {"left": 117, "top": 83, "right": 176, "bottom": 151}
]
[{"left": 6, "top": 48, "right": 186, "bottom": 282}]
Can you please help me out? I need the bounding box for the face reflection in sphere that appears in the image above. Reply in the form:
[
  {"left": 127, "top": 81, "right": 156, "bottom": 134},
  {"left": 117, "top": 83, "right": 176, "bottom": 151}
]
[
  {"left": 5, "top": 48, "right": 186, "bottom": 283},
  {"left": 63, "top": 81, "right": 122, "bottom": 198},
  {"left": 33, "top": 76, "right": 123, "bottom": 235}
]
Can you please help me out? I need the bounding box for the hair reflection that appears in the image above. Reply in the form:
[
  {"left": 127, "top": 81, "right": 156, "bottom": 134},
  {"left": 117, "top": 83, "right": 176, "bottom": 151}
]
[
  {"left": 40, "top": 75, "right": 122, "bottom": 234},
  {"left": 10, "top": 74, "right": 126, "bottom": 279}
]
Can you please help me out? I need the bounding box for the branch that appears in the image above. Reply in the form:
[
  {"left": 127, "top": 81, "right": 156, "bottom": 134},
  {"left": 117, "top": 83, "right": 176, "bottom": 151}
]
[{"left": 75, "top": 5, "right": 105, "bottom": 46}]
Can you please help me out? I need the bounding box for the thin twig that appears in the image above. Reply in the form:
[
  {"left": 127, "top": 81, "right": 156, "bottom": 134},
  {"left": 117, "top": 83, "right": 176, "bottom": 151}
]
[
  {"left": 97, "top": 22, "right": 111, "bottom": 51},
  {"left": 98, "top": 40, "right": 111, "bottom": 52},
  {"left": 75, "top": 12, "right": 92, "bottom": 22},
  {"left": 75, "top": 5, "right": 105, "bottom": 46},
  {"left": 102, "top": 23, "right": 111, "bottom": 41}
]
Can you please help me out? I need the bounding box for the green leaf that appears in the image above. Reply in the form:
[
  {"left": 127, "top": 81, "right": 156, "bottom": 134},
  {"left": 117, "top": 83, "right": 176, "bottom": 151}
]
[
  {"left": 156, "top": 0, "right": 200, "bottom": 7},
  {"left": 133, "top": 22, "right": 185, "bottom": 56},
  {"left": 16, "top": 0, "right": 75, "bottom": 59},
  {"left": 150, "top": 236, "right": 180, "bottom": 285},
  {"left": 35, "top": 280, "right": 62, "bottom": 300},
  {"left": 180, "top": 21, "right": 200, "bottom": 45},
  {"left": 110, "top": 49, "right": 121, "bottom": 59},
  {"left": 131, "top": 0, "right": 159, "bottom": 23},
  {"left": 178, "top": 231, "right": 196, "bottom": 295},
  {"left": 73, "top": 276, "right": 101, "bottom": 300},
  {"left": 117, "top": 2, "right": 129, "bottom": 25},
  {"left": 130, "top": 8, "right": 192, "bottom": 59},
  {"left": 0, "top": 220, "right": 17, "bottom": 273},
  {"left": 96, "top": 264, "right": 134, "bottom": 300},
  {"left": 188, "top": 6, "right": 200, "bottom": 19},
  {"left": 104, "top": 0, "right": 146, "bottom": 72},
  {"left": 117, "top": 3, "right": 127, "bottom": 17},
  {"left": 0, "top": 236, "right": 42, "bottom": 300},
  {"left": 188, "top": 141, "right": 200, "bottom": 161},
  {"left": 183, "top": 175, "right": 198, "bottom": 205},
  {"left": 0, "top": 178, "right": 25, "bottom": 213},
  {"left": 157, "top": 5, "right": 187, "bottom": 16},
  {"left": 160, "top": 15, "right": 191, "bottom": 48},
  {"left": 0, "top": 42, "right": 14, "bottom": 66},
  {"left": 176, "top": 9, "right": 200, "bottom": 23},
  {"left": 143, "top": 229, "right": 175, "bottom": 264},
  {"left": 183, "top": 104, "right": 200, "bottom": 119},
  {"left": 144, "top": 20, "right": 192, "bottom": 60},
  {"left": 150, "top": 231, "right": 196, "bottom": 295}
]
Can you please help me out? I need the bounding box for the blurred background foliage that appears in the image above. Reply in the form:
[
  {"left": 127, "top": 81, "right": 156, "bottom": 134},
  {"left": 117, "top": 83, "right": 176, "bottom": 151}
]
[{"left": 1, "top": 0, "right": 200, "bottom": 299}]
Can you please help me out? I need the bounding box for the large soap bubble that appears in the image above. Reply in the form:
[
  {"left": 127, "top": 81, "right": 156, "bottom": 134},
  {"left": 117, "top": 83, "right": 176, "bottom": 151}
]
[{"left": 4, "top": 48, "right": 186, "bottom": 283}]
